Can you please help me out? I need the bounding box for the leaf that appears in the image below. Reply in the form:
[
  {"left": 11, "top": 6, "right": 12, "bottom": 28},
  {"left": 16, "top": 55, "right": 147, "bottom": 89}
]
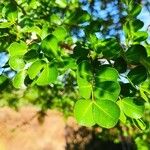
[
  {"left": 0, "top": 22, "right": 14, "bottom": 28},
  {"left": 7, "top": 41, "right": 28, "bottom": 57},
  {"left": 130, "top": 4, "right": 142, "bottom": 17},
  {"left": 93, "top": 100, "right": 120, "bottom": 128},
  {"left": 0, "top": 75, "right": 7, "bottom": 85},
  {"left": 132, "top": 119, "right": 146, "bottom": 130},
  {"left": 74, "top": 100, "right": 95, "bottom": 127},
  {"left": 36, "top": 63, "right": 58, "bottom": 85},
  {"left": 133, "top": 31, "right": 148, "bottom": 42},
  {"left": 121, "top": 97, "right": 145, "bottom": 119},
  {"left": 77, "top": 75, "right": 92, "bottom": 99},
  {"left": 139, "top": 79, "right": 150, "bottom": 102},
  {"left": 28, "top": 60, "right": 45, "bottom": 80},
  {"left": 73, "top": 45, "right": 89, "bottom": 59},
  {"left": 140, "top": 57, "right": 150, "bottom": 74},
  {"left": 74, "top": 99, "right": 120, "bottom": 128},
  {"left": 23, "top": 49, "right": 39, "bottom": 62},
  {"left": 120, "top": 83, "right": 136, "bottom": 97},
  {"left": 9, "top": 56, "right": 25, "bottom": 71},
  {"left": 114, "top": 57, "right": 127, "bottom": 73},
  {"left": 13, "top": 70, "right": 26, "bottom": 88},
  {"left": 50, "top": 14, "right": 61, "bottom": 25},
  {"left": 94, "top": 81, "right": 120, "bottom": 101},
  {"left": 21, "top": 26, "right": 42, "bottom": 37},
  {"left": 95, "top": 66, "right": 119, "bottom": 82},
  {"left": 55, "top": 0, "right": 67, "bottom": 8},
  {"left": 62, "top": 57, "right": 77, "bottom": 70},
  {"left": 123, "top": 19, "right": 144, "bottom": 36},
  {"left": 77, "top": 60, "right": 92, "bottom": 81},
  {"left": 68, "top": 9, "right": 90, "bottom": 24},
  {"left": 53, "top": 27, "right": 67, "bottom": 41},
  {"left": 41, "top": 34, "right": 59, "bottom": 57},
  {"left": 117, "top": 100, "right": 126, "bottom": 123},
  {"left": 100, "top": 38, "right": 121, "bottom": 59},
  {"left": 125, "top": 44, "right": 147, "bottom": 64},
  {"left": 2, "top": 3, "right": 18, "bottom": 22},
  {"left": 127, "top": 65, "right": 147, "bottom": 85}
]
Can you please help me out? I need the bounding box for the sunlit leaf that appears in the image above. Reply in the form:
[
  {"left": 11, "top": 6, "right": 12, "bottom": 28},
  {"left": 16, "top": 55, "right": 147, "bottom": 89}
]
[
  {"left": 13, "top": 70, "right": 26, "bottom": 88},
  {"left": 7, "top": 41, "right": 28, "bottom": 57},
  {"left": 121, "top": 97, "right": 145, "bottom": 119},
  {"left": 28, "top": 60, "right": 45, "bottom": 80},
  {"left": 93, "top": 100, "right": 120, "bottom": 128},
  {"left": 74, "top": 100, "right": 95, "bottom": 127},
  {"left": 41, "top": 34, "right": 59, "bottom": 57},
  {"left": 9, "top": 56, "right": 25, "bottom": 71},
  {"left": 36, "top": 63, "right": 58, "bottom": 85}
]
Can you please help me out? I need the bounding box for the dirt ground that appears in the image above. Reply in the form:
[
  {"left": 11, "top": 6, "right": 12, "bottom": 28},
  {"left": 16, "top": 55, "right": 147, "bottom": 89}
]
[
  {"left": 0, "top": 106, "right": 70, "bottom": 150},
  {"left": 0, "top": 106, "right": 135, "bottom": 150}
]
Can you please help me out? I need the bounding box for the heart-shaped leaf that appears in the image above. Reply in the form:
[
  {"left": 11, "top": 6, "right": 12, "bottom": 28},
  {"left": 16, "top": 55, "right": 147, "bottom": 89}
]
[{"left": 74, "top": 99, "right": 120, "bottom": 128}]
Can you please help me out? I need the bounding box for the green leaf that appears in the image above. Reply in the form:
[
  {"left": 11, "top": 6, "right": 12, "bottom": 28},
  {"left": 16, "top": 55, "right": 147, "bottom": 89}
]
[
  {"left": 0, "top": 75, "right": 7, "bottom": 85},
  {"left": 68, "top": 9, "right": 90, "bottom": 24},
  {"left": 94, "top": 81, "right": 120, "bottom": 101},
  {"left": 140, "top": 57, "right": 150, "bottom": 74},
  {"left": 9, "top": 56, "right": 25, "bottom": 71},
  {"left": 73, "top": 45, "right": 89, "bottom": 59},
  {"left": 100, "top": 38, "right": 121, "bottom": 59},
  {"left": 41, "top": 34, "right": 59, "bottom": 57},
  {"left": 55, "top": 0, "right": 67, "bottom": 8},
  {"left": 13, "top": 70, "right": 26, "bottom": 88},
  {"left": 21, "top": 26, "right": 42, "bottom": 37},
  {"left": 95, "top": 66, "right": 119, "bottom": 82},
  {"left": 7, "top": 41, "right": 28, "bottom": 57},
  {"left": 28, "top": 60, "right": 45, "bottom": 80},
  {"left": 124, "top": 19, "right": 144, "bottom": 36},
  {"left": 125, "top": 44, "right": 147, "bottom": 64},
  {"left": 117, "top": 100, "right": 126, "bottom": 123},
  {"left": 53, "top": 27, "right": 67, "bottom": 41},
  {"left": 127, "top": 65, "right": 147, "bottom": 85},
  {"left": 140, "top": 79, "right": 150, "bottom": 102},
  {"left": 50, "top": 14, "right": 62, "bottom": 25},
  {"left": 133, "top": 31, "right": 148, "bottom": 42},
  {"left": 0, "top": 22, "right": 14, "bottom": 28},
  {"left": 23, "top": 49, "right": 39, "bottom": 62},
  {"left": 77, "top": 75, "right": 92, "bottom": 99},
  {"left": 94, "top": 66, "right": 120, "bottom": 101},
  {"left": 74, "top": 100, "right": 95, "bottom": 127},
  {"left": 36, "top": 63, "right": 58, "bottom": 85},
  {"left": 2, "top": 3, "right": 18, "bottom": 22},
  {"left": 130, "top": 4, "right": 142, "bottom": 17},
  {"left": 132, "top": 119, "right": 146, "bottom": 130},
  {"left": 62, "top": 57, "right": 77, "bottom": 70},
  {"left": 114, "top": 57, "right": 127, "bottom": 73},
  {"left": 93, "top": 100, "right": 120, "bottom": 128},
  {"left": 77, "top": 60, "right": 92, "bottom": 81},
  {"left": 121, "top": 97, "right": 145, "bottom": 119}
]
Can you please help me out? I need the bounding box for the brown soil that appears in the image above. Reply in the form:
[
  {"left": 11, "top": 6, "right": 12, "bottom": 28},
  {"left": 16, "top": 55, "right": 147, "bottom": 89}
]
[
  {"left": 0, "top": 106, "right": 134, "bottom": 150},
  {"left": 0, "top": 106, "right": 67, "bottom": 150}
]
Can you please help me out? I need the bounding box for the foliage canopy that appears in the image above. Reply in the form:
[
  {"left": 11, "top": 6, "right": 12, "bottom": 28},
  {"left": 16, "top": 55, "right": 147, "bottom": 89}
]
[{"left": 0, "top": 0, "right": 150, "bottom": 134}]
